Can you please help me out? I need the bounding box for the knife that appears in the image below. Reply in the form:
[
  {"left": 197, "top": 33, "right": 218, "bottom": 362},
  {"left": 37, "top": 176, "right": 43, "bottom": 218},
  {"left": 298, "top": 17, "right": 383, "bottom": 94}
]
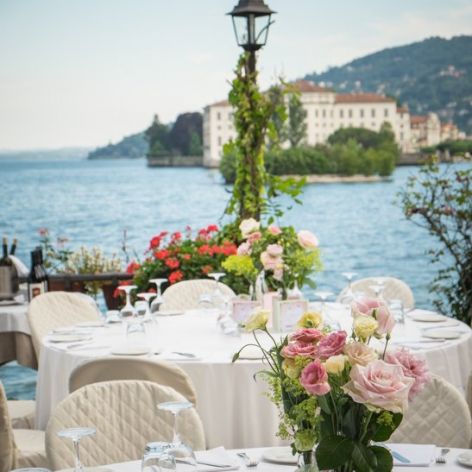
[{"left": 390, "top": 450, "right": 411, "bottom": 463}]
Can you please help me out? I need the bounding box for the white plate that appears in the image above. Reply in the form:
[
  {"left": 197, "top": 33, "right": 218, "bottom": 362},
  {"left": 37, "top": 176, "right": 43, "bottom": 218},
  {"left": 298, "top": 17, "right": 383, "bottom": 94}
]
[
  {"left": 262, "top": 447, "right": 298, "bottom": 465},
  {"left": 110, "top": 346, "right": 150, "bottom": 356},
  {"left": 48, "top": 334, "right": 92, "bottom": 343},
  {"left": 52, "top": 326, "right": 76, "bottom": 334},
  {"left": 154, "top": 310, "right": 184, "bottom": 317},
  {"left": 422, "top": 329, "right": 463, "bottom": 340},
  {"left": 75, "top": 321, "right": 105, "bottom": 328},
  {"left": 0, "top": 295, "right": 25, "bottom": 306},
  {"left": 458, "top": 451, "right": 472, "bottom": 467},
  {"left": 409, "top": 311, "right": 446, "bottom": 322}
]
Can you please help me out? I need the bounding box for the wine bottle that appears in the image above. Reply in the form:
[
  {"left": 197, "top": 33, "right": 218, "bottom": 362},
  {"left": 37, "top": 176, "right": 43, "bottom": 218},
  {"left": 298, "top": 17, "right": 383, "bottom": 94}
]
[
  {"left": 27, "top": 248, "right": 49, "bottom": 301},
  {"left": 10, "top": 238, "right": 17, "bottom": 256},
  {"left": 0, "top": 236, "right": 18, "bottom": 299}
]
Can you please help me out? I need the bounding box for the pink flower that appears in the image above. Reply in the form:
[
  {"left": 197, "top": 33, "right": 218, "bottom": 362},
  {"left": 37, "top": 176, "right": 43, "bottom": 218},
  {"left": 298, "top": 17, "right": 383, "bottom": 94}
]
[
  {"left": 237, "top": 242, "right": 251, "bottom": 256},
  {"left": 266, "top": 244, "right": 283, "bottom": 257},
  {"left": 375, "top": 304, "right": 395, "bottom": 335},
  {"left": 300, "top": 360, "right": 331, "bottom": 396},
  {"left": 268, "top": 225, "right": 282, "bottom": 235},
  {"left": 352, "top": 297, "right": 395, "bottom": 336},
  {"left": 343, "top": 360, "right": 414, "bottom": 414},
  {"left": 344, "top": 341, "right": 378, "bottom": 366},
  {"left": 297, "top": 230, "right": 319, "bottom": 250},
  {"left": 290, "top": 328, "right": 324, "bottom": 344},
  {"left": 352, "top": 297, "right": 383, "bottom": 316},
  {"left": 247, "top": 231, "right": 262, "bottom": 243},
  {"left": 260, "top": 251, "right": 282, "bottom": 271},
  {"left": 317, "top": 331, "right": 347, "bottom": 359},
  {"left": 282, "top": 341, "right": 317, "bottom": 359},
  {"left": 385, "top": 348, "right": 429, "bottom": 400}
]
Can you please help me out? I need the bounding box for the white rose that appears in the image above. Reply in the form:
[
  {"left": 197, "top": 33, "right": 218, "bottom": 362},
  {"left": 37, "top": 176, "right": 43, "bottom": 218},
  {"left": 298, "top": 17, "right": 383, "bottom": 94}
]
[{"left": 239, "top": 218, "right": 260, "bottom": 239}]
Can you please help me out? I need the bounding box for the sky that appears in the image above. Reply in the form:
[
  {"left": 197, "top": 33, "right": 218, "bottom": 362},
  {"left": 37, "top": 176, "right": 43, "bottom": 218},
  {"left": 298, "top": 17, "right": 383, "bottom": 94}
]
[{"left": 0, "top": 0, "right": 471, "bottom": 150}]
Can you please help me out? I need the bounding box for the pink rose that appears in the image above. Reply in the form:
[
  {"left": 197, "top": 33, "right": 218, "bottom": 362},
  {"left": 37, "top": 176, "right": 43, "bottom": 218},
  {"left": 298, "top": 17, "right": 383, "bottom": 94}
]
[
  {"left": 300, "top": 360, "right": 331, "bottom": 396},
  {"left": 385, "top": 348, "right": 429, "bottom": 400},
  {"left": 352, "top": 297, "right": 395, "bottom": 336},
  {"left": 282, "top": 341, "right": 317, "bottom": 359},
  {"left": 297, "top": 230, "right": 319, "bottom": 250},
  {"left": 290, "top": 328, "right": 323, "bottom": 344},
  {"left": 343, "top": 360, "right": 414, "bottom": 414},
  {"left": 352, "top": 297, "right": 383, "bottom": 317},
  {"left": 317, "top": 331, "right": 347, "bottom": 359},
  {"left": 344, "top": 341, "right": 378, "bottom": 366},
  {"left": 266, "top": 244, "right": 283, "bottom": 257},
  {"left": 375, "top": 304, "right": 395, "bottom": 335},
  {"left": 248, "top": 231, "right": 262, "bottom": 243},
  {"left": 268, "top": 225, "right": 282, "bottom": 235},
  {"left": 260, "top": 251, "right": 282, "bottom": 271},
  {"left": 237, "top": 242, "right": 251, "bottom": 256}
]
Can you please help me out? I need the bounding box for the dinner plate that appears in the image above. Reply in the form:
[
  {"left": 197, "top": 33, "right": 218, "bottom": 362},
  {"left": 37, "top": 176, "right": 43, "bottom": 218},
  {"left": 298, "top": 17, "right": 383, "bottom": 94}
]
[
  {"left": 458, "top": 451, "right": 472, "bottom": 467},
  {"left": 52, "top": 326, "right": 76, "bottom": 334},
  {"left": 75, "top": 321, "right": 105, "bottom": 328},
  {"left": 110, "top": 346, "right": 150, "bottom": 356},
  {"left": 408, "top": 311, "right": 446, "bottom": 322},
  {"left": 262, "top": 447, "right": 298, "bottom": 465},
  {"left": 48, "top": 334, "right": 92, "bottom": 343},
  {"left": 422, "top": 329, "right": 463, "bottom": 340},
  {"left": 154, "top": 310, "right": 184, "bottom": 317}
]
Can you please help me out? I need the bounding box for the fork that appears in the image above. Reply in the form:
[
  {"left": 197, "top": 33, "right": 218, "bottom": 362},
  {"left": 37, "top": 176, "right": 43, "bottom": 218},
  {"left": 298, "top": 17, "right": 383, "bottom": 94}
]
[
  {"left": 237, "top": 452, "right": 259, "bottom": 467},
  {"left": 435, "top": 448, "right": 450, "bottom": 464}
]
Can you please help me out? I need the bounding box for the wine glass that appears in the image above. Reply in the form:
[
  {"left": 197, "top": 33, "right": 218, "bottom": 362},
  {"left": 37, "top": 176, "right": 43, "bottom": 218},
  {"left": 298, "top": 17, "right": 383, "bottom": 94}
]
[
  {"left": 118, "top": 285, "right": 137, "bottom": 319},
  {"left": 339, "top": 272, "right": 358, "bottom": 305},
  {"left": 56, "top": 427, "right": 96, "bottom": 472},
  {"left": 149, "top": 278, "right": 167, "bottom": 313},
  {"left": 157, "top": 401, "right": 197, "bottom": 470},
  {"left": 137, "top": 292, "right": 157, "bottom": 322},
  {"left": 370, "top": 278, "right": 386, "bottom": 300},
  {"left": 314, "top": 290, "right": 334, "bottom": 314},
  {"left": 142, "top": 441, "right": 176, "bottom": 472}
]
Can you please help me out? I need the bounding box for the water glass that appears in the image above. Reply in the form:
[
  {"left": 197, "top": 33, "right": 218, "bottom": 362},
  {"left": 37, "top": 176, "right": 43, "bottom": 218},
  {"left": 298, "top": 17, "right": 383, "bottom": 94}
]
[
  {"left": 56, "top": 427, "right": 96, "bottom": 472},
  {"left": 389, "top": 299, "right": 405, "bottom": 324},
  {"left": 142, "top": 442, "right": 176, "bottom": 472}
]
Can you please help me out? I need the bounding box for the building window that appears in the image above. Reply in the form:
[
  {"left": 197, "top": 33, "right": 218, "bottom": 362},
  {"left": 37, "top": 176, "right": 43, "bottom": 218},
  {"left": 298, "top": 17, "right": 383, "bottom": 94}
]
[
  {"left": 322, "top": 109, "right": 326, "bottom": 118},
  {"left": 330, "top": 110, "right": 333, "bottom": 118},
  {"left": 360, "top": 122, "right": 364, "bottom": 127},
  {"left": 315, "top": 110, "right": 318, "bottom": 118},
  {"left": 217, "top": 136, "right": 222, "bottom": 146},
  {"left": 400, "top": 132, "right": 404, "bottom": 140},
  {"left": 228, "top": 112, "right": 232, "bottom": 120},
  {"left": 348, "top": 109, "right": 353, "bottom": 118},
  {"left": 340, "top": 109, "right": 344, "bottom": 118},
  {"left": 384, "top": 109, "right": 389, "bottom": 118},
  {"left": 371, "top": 109, "right": 376, "bottom": 118},
  {"left": 217, "top": 112, "right": 221, "bottom": 120},
  {"left": 371, "top": 123, "right": 375, "bottom": 128},
  {"left": 360, "top": 109, "right": 364, "bottom": 118}
]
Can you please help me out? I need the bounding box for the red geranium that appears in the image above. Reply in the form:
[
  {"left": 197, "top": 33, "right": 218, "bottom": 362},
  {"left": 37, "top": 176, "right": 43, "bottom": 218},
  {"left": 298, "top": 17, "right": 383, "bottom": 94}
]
[
  {"left": 169, "top": 270, "right": 183, "bottom": 284},
  {"left": 155, "top": 249, "right": 170, "bottom": 260},
  {"left": 182, "top": 254, "right": 191, "bottom": 260},
  {"left": 198, "top": 244, "right": 211, "bottom": 255},
  {"left": 165, "top": 258, "right": 180, "bottom": 269},
  {"left": 202, "top": 265, "right": 213, "bottom": 275},
  {"left": 207, "top": 224, "right": 219, "bottom": 233},
  {"left": 126, "top": 261, "right": 140, "bottom": 274},
  {"left": 149, "top": 236, "right": 161, "bottom": 249}
]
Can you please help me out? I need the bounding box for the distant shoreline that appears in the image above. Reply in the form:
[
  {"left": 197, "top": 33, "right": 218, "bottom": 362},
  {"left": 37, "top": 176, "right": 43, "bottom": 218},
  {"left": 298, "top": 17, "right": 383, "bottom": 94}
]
[{"left": 283, "top": 174, "right": 391, "bottom": 184}]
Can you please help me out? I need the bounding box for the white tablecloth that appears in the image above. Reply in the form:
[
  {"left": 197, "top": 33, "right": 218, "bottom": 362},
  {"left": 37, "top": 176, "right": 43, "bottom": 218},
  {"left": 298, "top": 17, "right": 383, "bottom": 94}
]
[
  {"left": 35, "top": 305, "right": 472, "bottom": 448},
  {"left": 0, "top": 302, "right": 30, "bottom": 335}
]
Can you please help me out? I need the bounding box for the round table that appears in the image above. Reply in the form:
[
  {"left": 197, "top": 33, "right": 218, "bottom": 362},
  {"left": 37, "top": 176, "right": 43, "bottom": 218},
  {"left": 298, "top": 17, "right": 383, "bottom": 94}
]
[{"left": 35, "top": 304, "right": 472, "bottom": 448}]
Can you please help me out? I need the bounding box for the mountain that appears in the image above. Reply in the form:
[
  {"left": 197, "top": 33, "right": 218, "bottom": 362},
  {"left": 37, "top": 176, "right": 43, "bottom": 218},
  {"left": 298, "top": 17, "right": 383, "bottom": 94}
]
[
  {"left": 0, "top": 147, "right": 91, "bottom": 160},
  {"left": 87, "top": 132, "right": 147, "bottom": 160},
  {"left": 304, "top": 36, "right": 472, "bottom": 134}
]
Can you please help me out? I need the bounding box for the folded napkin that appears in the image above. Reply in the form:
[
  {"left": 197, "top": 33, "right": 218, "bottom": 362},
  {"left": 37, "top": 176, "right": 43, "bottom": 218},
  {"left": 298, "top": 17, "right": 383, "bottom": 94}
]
[
  {"left": 158, "top": 351, "right": 203, "bottom": 362},
  {"left": 177, "top": 447, "right": 239, "bottom": 472},
  {"left": 387, "top": 443, "right": 436, "bottom": 467}
]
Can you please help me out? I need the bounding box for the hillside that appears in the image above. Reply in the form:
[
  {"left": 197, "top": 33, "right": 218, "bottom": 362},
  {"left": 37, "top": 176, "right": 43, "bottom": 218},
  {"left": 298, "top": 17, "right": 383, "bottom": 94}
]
[
  {"left": 87, "top": 132, "right": 147, "bottom": 160},
  {"left": 305, "top": 36, "right": 472, "bottom": 134}
]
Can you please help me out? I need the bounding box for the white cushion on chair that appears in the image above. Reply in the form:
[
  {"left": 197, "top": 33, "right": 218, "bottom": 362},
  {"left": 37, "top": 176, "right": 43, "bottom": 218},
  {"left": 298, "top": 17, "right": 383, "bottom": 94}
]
[
  {"left": 390, "top": 374, "right": 472, "bottom": 448},
  {"left": 13, "top": 429, "right": 47, "bottom": 468},
  {"left": 8, "top": 400, "right": 35, "bottom": 429}
]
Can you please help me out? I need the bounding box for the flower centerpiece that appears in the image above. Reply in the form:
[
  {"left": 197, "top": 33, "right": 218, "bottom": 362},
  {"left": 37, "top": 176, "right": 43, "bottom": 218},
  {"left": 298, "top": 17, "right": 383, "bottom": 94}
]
[
  {"left": 234, "top": 298, "right": 429, "bottom": 472},
  {"left": 222, "top": 218, "right": 322, "bottom": 299}
]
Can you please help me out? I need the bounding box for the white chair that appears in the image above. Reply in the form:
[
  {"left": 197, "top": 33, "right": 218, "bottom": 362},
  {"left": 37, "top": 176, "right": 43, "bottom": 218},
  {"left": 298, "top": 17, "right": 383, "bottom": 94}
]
[
  {"left": 8, "top": 400, "right": 36, "bottom": 429},
  {"left": 390, "top": 374, "right": 472, "bottom": 448},
  {"left": 161, "top": 279, "right": 235, "bottom": 311},
  {"left": 0, "top": 382, "right": 47, "bottom": 471},
  {"left": 45, "top": 380, "right": 206, "bottom": 470},
  {"left": 27, "top": 291, "right": 101, "bottom": 357},
  {"left": 337, "top": 276, "right": 415, "bottom": 309},
  {"left": 69, "top": 357, "right": 198, "bottom": 405}
]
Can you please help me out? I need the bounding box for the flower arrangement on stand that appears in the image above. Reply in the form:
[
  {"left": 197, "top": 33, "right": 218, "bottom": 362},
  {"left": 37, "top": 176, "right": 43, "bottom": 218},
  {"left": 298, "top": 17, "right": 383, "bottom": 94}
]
[
  {"left": 222, "top": 218, "right": 322, "bottom": 299},
  {"left": 233, "top": 298, "right": 429, "bottom": 472}
]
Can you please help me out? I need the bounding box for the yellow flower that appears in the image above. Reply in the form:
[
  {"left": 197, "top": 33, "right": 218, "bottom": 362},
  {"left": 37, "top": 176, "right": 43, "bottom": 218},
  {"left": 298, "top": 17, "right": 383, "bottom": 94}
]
[
  {"left": 282, "top": 358, "right": 301, "bottom": 379},
  {"left": 353, "top": 316, "right": 378, "bottom": 340},
  {"left": 297, "top": 311, "right": 322, "bottom": 329},
  {"left": 325, "top": 354, "right": 348, "bottom": 375},
  {"left": 243, "top": 308, "right": 269, "bottom": 332}
]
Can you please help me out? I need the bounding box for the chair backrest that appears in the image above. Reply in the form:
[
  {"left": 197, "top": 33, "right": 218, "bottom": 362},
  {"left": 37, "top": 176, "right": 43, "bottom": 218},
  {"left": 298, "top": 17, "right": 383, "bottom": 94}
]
[
  {"left": 390, "top": 374, "right": 472, "bottom": 448},
  {"left": 45, "top": 380, "right": 205, "bottom": 470},
  {"left": 0, "top": 382, "right": 17, "bottom": 472},
  {"left": 161, "top": 279, "right": 235, "bottom": 311},
  {"left": 69, "top": 357, "right": 197, "bottom": 405},
  {"left": 337, "top": 276, "right": 415, "bottom": 309},
  {"left": 27, "top": 291, "right": 101, "bottom": 356}
]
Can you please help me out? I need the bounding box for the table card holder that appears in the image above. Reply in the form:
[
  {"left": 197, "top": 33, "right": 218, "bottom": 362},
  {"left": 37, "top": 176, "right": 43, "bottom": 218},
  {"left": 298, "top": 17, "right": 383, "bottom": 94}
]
[
  {"left": 272, "top": 298, "right": 308, "bottom": 332},
  {"left": 231, "top": 299, "right": 261, "bottom": 325}
]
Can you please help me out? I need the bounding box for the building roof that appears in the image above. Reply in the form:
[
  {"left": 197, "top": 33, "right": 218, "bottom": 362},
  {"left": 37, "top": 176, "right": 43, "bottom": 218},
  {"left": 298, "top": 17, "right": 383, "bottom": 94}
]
[
  {"left": 397, "top": 106, "right": 409, "bottom": 114},
  {"left": 208, "top": 99, "right": 230, "bottom": 107},
  {"left": 410, "top": 115, "right": 428, "bottom": 125},
  {"left": 335, "top": 93, "right": 395, "bottom": 104},
  {"left": 291, "top": 79, "right": 334, "bottom": 93}
]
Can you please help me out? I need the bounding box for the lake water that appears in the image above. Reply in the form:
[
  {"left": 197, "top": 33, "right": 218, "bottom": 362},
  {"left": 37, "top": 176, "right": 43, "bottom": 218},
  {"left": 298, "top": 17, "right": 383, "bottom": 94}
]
[{"left": 0, "top": 157, "right": 450, "bottom": 309}]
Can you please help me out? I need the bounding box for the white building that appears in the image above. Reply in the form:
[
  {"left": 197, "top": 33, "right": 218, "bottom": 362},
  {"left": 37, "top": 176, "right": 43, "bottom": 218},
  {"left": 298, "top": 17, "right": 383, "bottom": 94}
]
[{"left": 203, "top": 80, "right": 441, "bottom": 167}]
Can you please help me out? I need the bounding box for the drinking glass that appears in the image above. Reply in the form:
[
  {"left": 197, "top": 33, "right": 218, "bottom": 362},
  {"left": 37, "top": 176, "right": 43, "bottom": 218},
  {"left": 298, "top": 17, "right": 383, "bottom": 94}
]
[
  {"left": 142, "top": 441, "right": 176, "bottom": 472},
  {"left": 149, "top": 278, "right": 167, "bottom": 313},
  {"left": 56, "top": 427, "right": 96, "bottom": 472},
  {"left": 314, "top": 290, "right": 334, "bottom": 315},
  {"left": 389, "top": 299, "right": 405, "bottom": 325},
  {"left": 157, "top": 401, "right": 197, "bottom": 470},
  {"left": 138, "top": 292, "right": 157, "bottom": 322},
  {"left": 118, "top": 285, "right": 137, "bottom": 319},
  {"left": 208, "top": 272, "right": 229, "bottom": 318},
  {"left": 339, "top": 272, "right": 358, "bottom": 305}
]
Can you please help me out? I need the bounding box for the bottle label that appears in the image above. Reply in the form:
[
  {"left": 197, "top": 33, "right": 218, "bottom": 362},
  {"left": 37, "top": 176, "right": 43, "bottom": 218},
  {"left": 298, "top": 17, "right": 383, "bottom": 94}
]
[{"left": 29, "top": 282, "right": 46, "bottom": 301}]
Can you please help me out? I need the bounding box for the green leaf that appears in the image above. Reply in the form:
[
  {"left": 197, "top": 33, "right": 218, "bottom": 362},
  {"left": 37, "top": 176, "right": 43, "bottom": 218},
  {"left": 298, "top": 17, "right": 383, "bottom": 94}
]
[
  {"left": 231, "top": 352, "right": 240, "bottom": 363},
  {"left": 371, "top": 413, "right": 403, "bottom": 442},
  {"left": 315, "top": 436, "right": 355, "bottom": 469},
  {"left": 317, "top": 394, "right": 331, "bottom": 414},
  {"left": 370, "top": 445, "right": 393, "bottom": 471},
  {"left": 352, "top": 442, "right": 377, "bottom": 472}
]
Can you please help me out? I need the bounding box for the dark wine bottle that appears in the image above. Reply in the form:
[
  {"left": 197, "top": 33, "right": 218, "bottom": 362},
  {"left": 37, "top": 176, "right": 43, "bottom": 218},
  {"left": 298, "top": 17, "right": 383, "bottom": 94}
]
[
  {"left": 10, "top": 238, "right": 17, "bottom": 256},
  {"left": 0, "top": 236, "right": 18, "bottom": 299},
  {"left": 27, "top": 247, "right": 49, "bottom": 301}
]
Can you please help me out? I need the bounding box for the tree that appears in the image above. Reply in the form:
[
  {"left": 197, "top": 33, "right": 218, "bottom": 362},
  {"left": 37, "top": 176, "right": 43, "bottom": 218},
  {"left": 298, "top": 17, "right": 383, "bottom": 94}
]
[
  {"left": 398, "top": 158, "right": 472, "bottom": 324},
  {"left": 168, "top": 112, "right": 203, "bottom": 156},
  {"left": 287, "top": 92, "right": 307, "bottom": 148},
  {"left": 145, "top": 115, "right": 170, "bottom": 156},
  {"left": 266, "top": 85, "right": 288, "bottom": 149}
]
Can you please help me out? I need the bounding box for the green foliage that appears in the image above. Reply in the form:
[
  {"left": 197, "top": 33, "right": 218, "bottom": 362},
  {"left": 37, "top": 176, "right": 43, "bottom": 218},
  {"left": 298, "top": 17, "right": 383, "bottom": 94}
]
[
  {"left": 306, "top": 36, "right": 472, "bottom": 134},
  {"left": 398, "top": 158, "right": 472, "bottom": 323},
  {"left": 287, "top": 92, "right": 308, "bottom": 148},
  {"left": 87, "top": 132, "right": 147, "bottom": 160},
  {"left": 436, "top": 139, "right": 472, "bottom": 156},
  {"left": 168, "top": 112, "right": 203, "bottom": 156},
  {"left": 145, "top": 115, "right": 171, "bottom": 155}
]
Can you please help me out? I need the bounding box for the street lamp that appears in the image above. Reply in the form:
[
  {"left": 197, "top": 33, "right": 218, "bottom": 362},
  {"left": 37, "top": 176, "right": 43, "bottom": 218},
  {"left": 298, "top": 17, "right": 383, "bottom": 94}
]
[{"left": 228, "top": 0, "right": 276, "bottom": 73}]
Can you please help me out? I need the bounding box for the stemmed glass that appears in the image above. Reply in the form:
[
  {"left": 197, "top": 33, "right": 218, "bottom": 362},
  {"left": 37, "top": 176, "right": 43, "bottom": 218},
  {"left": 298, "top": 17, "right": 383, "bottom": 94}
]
[
  {"left": 118, "top": 285, "right": 137, "bottom": 319},
  {"left": 370, "top": 278, "right": 386, "bottom": 300},
  {"left": 137, "top": 292, "right": 157, "bottom": 322},
  {"left": 339, "top": 272, "right": 358, "bottom": 305},
  {"left": 149, "top": 278, "right": 167, "bottom": 313},
  {"left": 142, "top": 441, "right": 176, "bottom": 472},
  {"left": 314, "top": 290, "right": 334, "bottom": 314},
  {"left": 56, "top": 427, "right": 96, "bottom": 472},
  {"left": 157, "top": 401, "right": 197, "bottom": 470}
]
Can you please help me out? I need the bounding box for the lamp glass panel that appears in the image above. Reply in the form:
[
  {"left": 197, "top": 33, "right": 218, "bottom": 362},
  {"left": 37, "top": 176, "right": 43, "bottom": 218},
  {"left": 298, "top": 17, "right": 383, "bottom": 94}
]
[
  {"left": 254, "top": 14, "right": 271, "bottom": 46},
  {"left": 232, "top": 16, "right": 249, "bottom": 47}
]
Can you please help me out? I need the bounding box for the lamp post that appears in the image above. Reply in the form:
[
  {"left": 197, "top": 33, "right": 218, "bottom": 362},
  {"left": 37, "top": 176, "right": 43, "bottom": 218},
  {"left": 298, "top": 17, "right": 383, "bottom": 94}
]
[{"left": 228, "top": 0, "right": 276, "bottom": 74}]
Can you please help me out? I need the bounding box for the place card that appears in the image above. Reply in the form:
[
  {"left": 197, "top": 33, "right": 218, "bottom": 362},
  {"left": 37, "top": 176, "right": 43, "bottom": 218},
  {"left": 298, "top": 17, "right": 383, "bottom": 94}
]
[
  {"left": 231, "top": 299, "right": 261, "bottom": 325},
  {"left": 273, "top": 299, "right": 308, "bottom": 332}
]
